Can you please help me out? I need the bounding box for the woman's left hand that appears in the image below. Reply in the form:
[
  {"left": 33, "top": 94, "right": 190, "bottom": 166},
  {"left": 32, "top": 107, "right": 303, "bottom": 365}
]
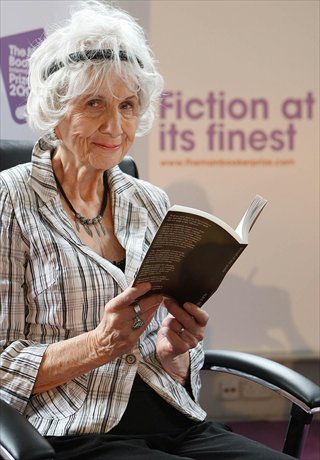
[{"left": 156, "top": 298, "right": 209, "bottom": 386}]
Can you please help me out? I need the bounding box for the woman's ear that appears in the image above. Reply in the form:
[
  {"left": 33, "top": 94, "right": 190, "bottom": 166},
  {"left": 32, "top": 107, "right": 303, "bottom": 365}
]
[{"left": 54, "top": 126, "right": 61, "bottom": 141}]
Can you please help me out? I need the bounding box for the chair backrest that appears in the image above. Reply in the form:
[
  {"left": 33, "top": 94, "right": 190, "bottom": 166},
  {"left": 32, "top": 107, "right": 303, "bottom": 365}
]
[{"left": 0, "top": 139, "right": 139, "bottom": 178}]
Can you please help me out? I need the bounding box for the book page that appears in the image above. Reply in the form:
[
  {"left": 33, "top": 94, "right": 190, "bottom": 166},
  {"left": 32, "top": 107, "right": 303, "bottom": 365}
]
[{"left": 235, "top": 195, "right": 268, "bottom": 243}]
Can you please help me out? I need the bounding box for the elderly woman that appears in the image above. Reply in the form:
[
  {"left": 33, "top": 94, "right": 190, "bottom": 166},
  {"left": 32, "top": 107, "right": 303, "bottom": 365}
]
[{"left": 0, "top": 2, "right": 294, "bottom": 459}]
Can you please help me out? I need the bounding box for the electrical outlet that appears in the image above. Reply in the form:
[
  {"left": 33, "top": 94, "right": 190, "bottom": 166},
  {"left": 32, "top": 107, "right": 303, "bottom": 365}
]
[{"left": 220, "top": 380, "right": 240, "bottom": 400}]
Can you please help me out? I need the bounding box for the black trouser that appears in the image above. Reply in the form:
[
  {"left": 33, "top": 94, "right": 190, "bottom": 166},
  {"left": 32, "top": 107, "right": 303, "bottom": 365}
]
[{"left": 47, "top": 375, "right": 294, "bottom": 459}]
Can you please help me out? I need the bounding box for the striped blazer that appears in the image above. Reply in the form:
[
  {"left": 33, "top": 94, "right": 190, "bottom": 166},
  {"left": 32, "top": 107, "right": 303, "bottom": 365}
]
[{"left": 0, "top": 138, "right": 206, "bottom": 436}]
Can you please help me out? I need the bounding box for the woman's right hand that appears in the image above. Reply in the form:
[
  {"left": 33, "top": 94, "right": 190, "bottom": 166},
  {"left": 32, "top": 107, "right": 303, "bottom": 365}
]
[
  {"left": 89, "top": 282, "right": 163, "bottom": 363},
  {"left": 34, "top": 283, "right": 161, "bottom": 394}
]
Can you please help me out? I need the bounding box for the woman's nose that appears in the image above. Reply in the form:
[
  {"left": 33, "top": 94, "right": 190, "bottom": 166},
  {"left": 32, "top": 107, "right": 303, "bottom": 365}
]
[{"left": 99, "top": 110, "right": 122, "bottom": 137}]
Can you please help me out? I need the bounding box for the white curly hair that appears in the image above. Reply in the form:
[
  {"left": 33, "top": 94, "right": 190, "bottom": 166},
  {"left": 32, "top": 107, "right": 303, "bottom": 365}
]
[{"left": 26, "top": 0, "right": 164, "bottom": 138}]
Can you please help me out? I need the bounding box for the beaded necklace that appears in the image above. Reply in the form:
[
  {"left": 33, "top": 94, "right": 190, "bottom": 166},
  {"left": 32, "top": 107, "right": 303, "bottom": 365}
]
[{"left": 54, "top": 172, "right": 108, "bottom": 237}]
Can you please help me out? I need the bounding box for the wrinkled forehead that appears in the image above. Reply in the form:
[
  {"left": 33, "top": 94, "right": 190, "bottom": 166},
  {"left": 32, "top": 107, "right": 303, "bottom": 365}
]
[{"left": 67, "top": 63, "right": 140, "bottom": 102}]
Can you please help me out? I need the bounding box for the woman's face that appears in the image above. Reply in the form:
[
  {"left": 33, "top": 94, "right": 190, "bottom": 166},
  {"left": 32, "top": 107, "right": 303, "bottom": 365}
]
[{"left": 55, "top": 75, "right": 139, "bottom": 171}]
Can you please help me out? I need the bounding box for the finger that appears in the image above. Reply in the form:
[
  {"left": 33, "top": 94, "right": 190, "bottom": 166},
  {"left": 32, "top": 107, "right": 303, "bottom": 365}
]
[
  {"left": 162, "top": 315, "right": 184, "bottom": 335},
  {"left": 130, "top": 294, "right": 164, "bottom": 317},
  {"left": 164, "top": 298, "right": 208, "bottom": 331},
  {"left": 162, "top": 324, "right": 199, "bottom": 350},
  {"left": 161, "top": 314, "right": 203, "bottom": 346},
  {"left": 126, "top": 295, "right": 164, "bottom": 336},
  {"left": 107, "top": 282, "right": 152, "bottom": 311},
  {"left": 127, "top": 300, "right": 158, "bottom": 334},
  {"left": 177, "top": 327, "right": 199, "bottom": 348},
  {"left": 183, "top": 302, "right": 209, "bottom": 327},
  {"left": 161, "top": 313, "right": 177, "bottom": 328}
]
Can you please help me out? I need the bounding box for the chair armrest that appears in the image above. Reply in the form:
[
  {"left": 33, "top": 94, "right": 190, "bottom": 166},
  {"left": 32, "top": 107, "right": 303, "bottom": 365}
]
[
  {"left": 0, "top": 399, "right": 55, "bottom": 460},
  {"left": 203, "top": 350, "right": 320, "bottom": 414}
]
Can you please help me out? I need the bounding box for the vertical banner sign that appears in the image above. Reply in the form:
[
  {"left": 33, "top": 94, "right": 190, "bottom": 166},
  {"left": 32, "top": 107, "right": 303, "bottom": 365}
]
[
  {"left": 0, "top": 29, "right": 44, "bottom": 124},
  {"left": 149, "top": 1, "right": 319, "bottom": 356}
]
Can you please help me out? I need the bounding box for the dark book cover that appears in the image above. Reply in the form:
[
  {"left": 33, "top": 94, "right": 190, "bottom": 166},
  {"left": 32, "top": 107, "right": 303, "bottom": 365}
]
[{"left": 134, "top": 196, "right": 267, "bottom": 307}]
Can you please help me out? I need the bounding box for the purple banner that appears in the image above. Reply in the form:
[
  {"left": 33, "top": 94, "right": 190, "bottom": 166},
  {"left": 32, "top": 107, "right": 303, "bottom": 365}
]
[{"left": 0, "top": 28, "right": 44, "bottom": 124}]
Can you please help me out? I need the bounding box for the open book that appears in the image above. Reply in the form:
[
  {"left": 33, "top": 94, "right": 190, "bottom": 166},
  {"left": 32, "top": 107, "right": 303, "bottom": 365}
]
[{"left": 133, "top": 195, "right": 267, "bottom": 307}]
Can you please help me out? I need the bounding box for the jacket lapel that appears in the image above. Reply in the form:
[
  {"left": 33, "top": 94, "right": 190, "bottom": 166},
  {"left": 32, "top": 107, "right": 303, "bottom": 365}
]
[{"left": 110, "top": 172, "right": 148, "bottom": 282}]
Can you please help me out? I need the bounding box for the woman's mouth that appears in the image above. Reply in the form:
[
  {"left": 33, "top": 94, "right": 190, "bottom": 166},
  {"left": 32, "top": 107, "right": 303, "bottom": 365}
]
[{"left": 92, "top": 142, "right": 121, "bottom": 151}]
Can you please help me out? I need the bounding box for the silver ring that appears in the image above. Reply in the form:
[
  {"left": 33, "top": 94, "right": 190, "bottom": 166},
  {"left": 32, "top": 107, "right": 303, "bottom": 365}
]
[
  {"left": 178, "top": 327, "right": 185, "bottom": 336},
  {"left": 132, "top": 303, "right": 142, "bottom": 315},
  {"left": 132, "top": 315, "right": 145, "bottom": 330}
]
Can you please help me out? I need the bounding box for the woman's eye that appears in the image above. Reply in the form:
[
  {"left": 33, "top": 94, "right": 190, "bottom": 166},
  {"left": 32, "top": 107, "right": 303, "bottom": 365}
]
[
  {"left": 121, "top": 102, "right": 133, "bottom": 110},
  {"left": 120, "top": 101, "right": 137, "bottom": 116},
  {"left": 87, "top": 99, "right": 101, "bottom": 108}
]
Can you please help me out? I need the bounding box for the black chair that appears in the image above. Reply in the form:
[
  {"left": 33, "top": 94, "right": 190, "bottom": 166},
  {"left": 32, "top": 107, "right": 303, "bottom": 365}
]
[{"left": 0, "top": 139, "right": 319, "bottom": 460}]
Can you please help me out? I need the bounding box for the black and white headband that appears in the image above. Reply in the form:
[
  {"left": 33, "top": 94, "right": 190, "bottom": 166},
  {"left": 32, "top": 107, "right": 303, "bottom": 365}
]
[{"left": 44, "top": 49, "right": 144, "bottom": 80}]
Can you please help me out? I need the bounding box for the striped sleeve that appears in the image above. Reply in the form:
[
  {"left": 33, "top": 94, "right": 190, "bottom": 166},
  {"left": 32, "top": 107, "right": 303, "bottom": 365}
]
[
  {"left": 189, "top": 342, "right": 205, "bottom": 401},
  {"left": 0, "top": 178, "right": 48, "bottom": 413}
]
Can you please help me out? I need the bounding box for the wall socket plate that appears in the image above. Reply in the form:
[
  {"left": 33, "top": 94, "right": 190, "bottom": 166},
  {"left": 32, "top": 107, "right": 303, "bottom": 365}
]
[{"left": 220, "top": 380, "right": 240, "bottom": 400}]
